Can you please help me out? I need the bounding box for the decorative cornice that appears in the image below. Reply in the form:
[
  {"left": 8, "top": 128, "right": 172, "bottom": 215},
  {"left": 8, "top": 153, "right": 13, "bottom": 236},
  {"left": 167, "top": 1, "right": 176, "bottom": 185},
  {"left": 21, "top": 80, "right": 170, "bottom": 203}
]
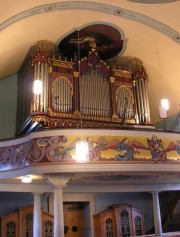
[{"left": 0, "top": 1, "right": 179, "bottom": 44}]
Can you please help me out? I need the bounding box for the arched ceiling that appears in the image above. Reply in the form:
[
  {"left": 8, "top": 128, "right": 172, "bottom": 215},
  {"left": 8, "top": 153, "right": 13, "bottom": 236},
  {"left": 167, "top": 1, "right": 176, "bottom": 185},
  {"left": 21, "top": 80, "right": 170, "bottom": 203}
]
[{"left": 0, "top": 0, "right": 180, "bottom": 124}]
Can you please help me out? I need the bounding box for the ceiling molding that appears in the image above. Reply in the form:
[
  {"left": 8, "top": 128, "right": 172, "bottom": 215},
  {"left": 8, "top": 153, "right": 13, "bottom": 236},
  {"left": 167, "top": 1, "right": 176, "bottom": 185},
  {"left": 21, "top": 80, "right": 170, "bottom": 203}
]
[
  {"left": 0, "top": 1, "right": 179, "bottom": 44},
  {"left": 0, "top": 183, "right": 180, "bottom": 193},
  {"left": 127, "top": 0, "right": 178, "bottom": 3}
]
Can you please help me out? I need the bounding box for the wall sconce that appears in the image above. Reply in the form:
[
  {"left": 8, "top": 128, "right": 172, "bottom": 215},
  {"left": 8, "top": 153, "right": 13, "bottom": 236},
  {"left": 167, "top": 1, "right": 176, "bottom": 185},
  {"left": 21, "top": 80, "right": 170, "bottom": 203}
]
[
  {"left": 159, "top": 98, "right": 169, "bottom": 131},
  {"left": 75, "top": 140, "right": 89, "bottom": 163},
  {"left": 21, "top": 175, "right": 32, "bottom": 183},
  {"left": 33, "top": 79, "right": 42, "bottom": 94},
  {"left": 161, "top": 98, "right": 169, "bottom": 111}
]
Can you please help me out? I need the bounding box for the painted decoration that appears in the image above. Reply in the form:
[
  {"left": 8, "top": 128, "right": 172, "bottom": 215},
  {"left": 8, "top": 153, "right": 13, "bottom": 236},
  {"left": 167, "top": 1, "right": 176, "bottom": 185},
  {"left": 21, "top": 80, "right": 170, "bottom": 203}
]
[{"left": 0, "top": 134, "right": 180, "bottom": 170}]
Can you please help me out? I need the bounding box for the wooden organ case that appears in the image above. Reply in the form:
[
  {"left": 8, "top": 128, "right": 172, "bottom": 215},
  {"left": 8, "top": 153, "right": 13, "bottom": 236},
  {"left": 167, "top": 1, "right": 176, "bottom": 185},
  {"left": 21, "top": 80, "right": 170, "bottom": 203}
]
[
  {"left": 1, "top": 205, "right": 54, "bottom": 237},
  {"left": 16, "top": 40, "right": 151, "bottom": 135},
  {"left": 93, "top": 203, "right": 145, "bottom": 237}
]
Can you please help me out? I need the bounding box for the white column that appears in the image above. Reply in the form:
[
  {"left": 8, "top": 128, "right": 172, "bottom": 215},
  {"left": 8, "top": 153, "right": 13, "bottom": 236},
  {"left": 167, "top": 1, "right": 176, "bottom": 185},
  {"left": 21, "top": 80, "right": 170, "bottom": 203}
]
[
  {"left": 33, "top": 193, "right": 42, "bottom": 237},
  {"left": 89, "top": 199, "right": 96, "bottom": 237},
  {"left": 152, "top": 192, "right": 162, "bottom": 236},
  {"left": 54, "top": 188, "right": 64, "bottom": 237},
  {"left": 44, "top": 176, "right": 71, "bottom": 237}
]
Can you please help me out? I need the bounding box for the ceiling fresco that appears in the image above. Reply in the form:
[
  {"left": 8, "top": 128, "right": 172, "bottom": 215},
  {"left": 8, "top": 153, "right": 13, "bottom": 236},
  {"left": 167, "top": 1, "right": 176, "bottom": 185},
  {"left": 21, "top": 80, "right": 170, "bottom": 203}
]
[{"left": 58, "top": 24, "right": 124, "bottom": 60}]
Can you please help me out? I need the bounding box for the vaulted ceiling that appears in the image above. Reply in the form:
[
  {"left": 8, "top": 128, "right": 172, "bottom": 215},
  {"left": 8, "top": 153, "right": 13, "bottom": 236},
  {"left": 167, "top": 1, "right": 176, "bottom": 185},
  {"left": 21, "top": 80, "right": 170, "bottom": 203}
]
[{"left": 0, "top": 0, "right": 180, "bottom": 125}]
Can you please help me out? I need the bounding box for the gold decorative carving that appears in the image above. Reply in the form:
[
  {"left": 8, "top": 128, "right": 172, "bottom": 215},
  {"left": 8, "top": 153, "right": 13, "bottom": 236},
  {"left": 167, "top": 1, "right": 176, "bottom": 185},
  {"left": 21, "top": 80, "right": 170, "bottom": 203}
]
[
  {"left": 74, "top": 71, "right": 79, "bottom": 77},
  {"left": 110, "top": 77, "right": 115, "bottom": 83}
]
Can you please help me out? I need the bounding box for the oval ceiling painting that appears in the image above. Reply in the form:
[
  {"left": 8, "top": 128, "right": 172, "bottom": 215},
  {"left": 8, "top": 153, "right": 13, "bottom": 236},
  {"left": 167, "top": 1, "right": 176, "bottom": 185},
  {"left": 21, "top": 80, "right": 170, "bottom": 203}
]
[{"left": 58, "top": 24, "right": 124, "bottom": 60}]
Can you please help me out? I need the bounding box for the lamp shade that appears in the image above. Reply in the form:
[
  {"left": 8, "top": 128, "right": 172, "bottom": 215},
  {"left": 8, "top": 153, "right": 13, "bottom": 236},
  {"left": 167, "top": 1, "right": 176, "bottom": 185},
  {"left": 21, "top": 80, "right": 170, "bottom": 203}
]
[
  {"left": 161, "top": 98, "right": 169, "bottom": 111},
  {"left": 21, "top": 176, "right": 32, "bottom": 183},
  {"left": 75, "top": 141, "right": 89, "bottom": 163},
  {"left": 33, "top": 79, "right": 42, "bottom": 94}
]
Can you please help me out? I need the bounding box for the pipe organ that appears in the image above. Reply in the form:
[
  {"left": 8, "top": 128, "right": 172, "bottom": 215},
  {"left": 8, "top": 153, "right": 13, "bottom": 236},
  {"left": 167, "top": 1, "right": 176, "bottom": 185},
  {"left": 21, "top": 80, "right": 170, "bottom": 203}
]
[{"left": 16, "top": 40, "right": 151, "bottom": 135}]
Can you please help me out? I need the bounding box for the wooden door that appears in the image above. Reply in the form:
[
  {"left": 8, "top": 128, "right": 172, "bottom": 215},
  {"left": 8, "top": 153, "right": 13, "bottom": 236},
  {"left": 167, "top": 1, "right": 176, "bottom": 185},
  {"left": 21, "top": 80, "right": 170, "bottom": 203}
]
[{"left": 64, "top": 203, "right": 85, "bottom": 237}]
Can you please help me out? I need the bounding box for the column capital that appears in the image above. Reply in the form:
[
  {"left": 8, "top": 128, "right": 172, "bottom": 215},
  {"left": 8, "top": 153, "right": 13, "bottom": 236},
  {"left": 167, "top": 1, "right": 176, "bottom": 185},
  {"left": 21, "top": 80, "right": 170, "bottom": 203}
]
[{"left": 44, "top": 175, "right": 71, "bottom": 189}]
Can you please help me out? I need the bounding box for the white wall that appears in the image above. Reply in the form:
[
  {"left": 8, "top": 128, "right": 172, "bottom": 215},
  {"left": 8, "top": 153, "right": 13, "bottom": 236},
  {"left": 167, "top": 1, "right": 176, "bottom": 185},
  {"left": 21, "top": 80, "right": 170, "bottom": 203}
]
[{"left": 0, "top": 74, "right": 17, "bottom": 139}]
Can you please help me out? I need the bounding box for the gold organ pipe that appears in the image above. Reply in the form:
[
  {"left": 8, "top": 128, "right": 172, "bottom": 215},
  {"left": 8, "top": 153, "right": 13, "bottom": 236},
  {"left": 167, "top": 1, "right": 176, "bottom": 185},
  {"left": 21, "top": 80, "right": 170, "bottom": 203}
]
[
  {"left": 96, "top": 74, "right": 100, "bottom": 116},
  {"left": 59, "top": 78, "right": 62, "bottom": 112},
  {"left": 104, "top": 81, "right": 110, "bottom": 117},
  {"left": 97, "top": 72, "right": 100, "bottom": 116},
  {"left": 56, "top": 79, "right": 59, "bottom": 111},
  {"left": 90, "top": 74, "right": 93, "bottom": 115},
  {"left": 65, "top": 78, "right": 67, "bottom": 112},
  {"left": 143, "top": 79, "right": 147, "bottom": 120},
  {"left": 37, "top": 62, "right": 41, "bottom": 112},
  {"left": 137, "top": 79, "right": 143, "bottom": 122},
  {"left": 100, "top": 77, "right": 104, "bottom": 117},
  {"left": 45, "top": 63, "right": 48, "bottom": 112},
  {"left": 139, "top": 79, "right": 145, "bottom": 122},
  {"left": 135, "top": 80, "right": 142, "bottom": 122},
  {"left": 54, "top": 79, "right": 56, "bottom": 111},
  {"left": 84, "top": 75, "right": 87, "bottom": 114},
  {"left": 40, "top": 62, "right": 44, "bottom": 112},
  {"left": 116, "top": 89, "right": 121, "bottom": 117},
  {"left": 94, "top": 72, "right": 98, "bottom": 116},
  {"left": 89, "top": 74, "right": 92, "bottom": 115},
  {"left": 81, "top": 76, "right": 85, "bottom": 114},
  {"left": 137, "top": 80, "right": 143, "bottom": 122},
  {"left": 98, "top": 76, "right": 102, "bottom": 116},
  {"left": 54, "top": 80, "right": 57, "bottom": 111},
  {"left": 102, "top": 81, "right": 106, "bottom": 116},
  {"left": 33, "top": 62, "right": 37, "bottom": 112},
  {"left": 89, "top": 74, "right": 93, "bottom": 115},
  {"left": 127, "top": 95, "right": 130, "bottom": 119},
  {"left": 141, "top": 79, "right": 147, "bottom": 122},
  {"left": 62, "top": 78, "right": 65, "bottom": 112},
  {"left": 121, "top": 87, "right": 126, "bottom": 118},
  {"left": 119, "top": 87, "right": 124, "bottom": 117},
  {"left": 94, "top": 74, "right": 97, "bottom": 115},
  {"left": 99, "top": 75, "right": 102, "bottom": 116},
  {"left": 142, "top": 80, "right": 147, "bottom": 122},
  {"left": 132, "top": 80, "right": 138, "bottom": 123},
  {"left": 80, "top": 76, "right": 83, "bottom": 114},
  {"left": 65, "top": 79, "right": 68, "bottom": 112},
  {"left": 124, "top": 88, "right": 129, "bottom": 119},
  {"left": 145, "top": 80, "right": 150, "bottom": 122},
  {"left": 79, "top": 76, "right": 83, "bottom": 113},
  {"left": 96, "top": 73, "right": 101, "bottom": 116},
  {"left": 44, "top": 63, "right": 47, "bottom": 112}
]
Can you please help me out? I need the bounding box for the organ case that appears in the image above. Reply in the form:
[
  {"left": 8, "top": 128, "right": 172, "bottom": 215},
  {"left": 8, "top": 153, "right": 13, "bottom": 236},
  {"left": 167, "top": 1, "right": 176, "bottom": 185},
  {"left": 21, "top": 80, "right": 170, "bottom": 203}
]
[
  {"left": 16, "top": 40, "right": 151, "bottom": 135},
  {"left": 93, "top": 203, "right": 145, "bottom": 237}
]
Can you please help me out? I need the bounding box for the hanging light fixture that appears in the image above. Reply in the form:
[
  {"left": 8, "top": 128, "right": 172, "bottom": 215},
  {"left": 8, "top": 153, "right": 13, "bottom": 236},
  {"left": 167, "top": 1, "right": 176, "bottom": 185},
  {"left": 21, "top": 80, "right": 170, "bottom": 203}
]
[
  {"left": 75, "top": 140, "right": 89, "bottom": 163},
  {"left": 33, "top": 79, "right": 42, "bottom": 94},
  {"left": 21, "top": 175, "right": 32, "bottom": 183},
  {"left": 75, "top": 4, "right": 89, "bottom": 163}
]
